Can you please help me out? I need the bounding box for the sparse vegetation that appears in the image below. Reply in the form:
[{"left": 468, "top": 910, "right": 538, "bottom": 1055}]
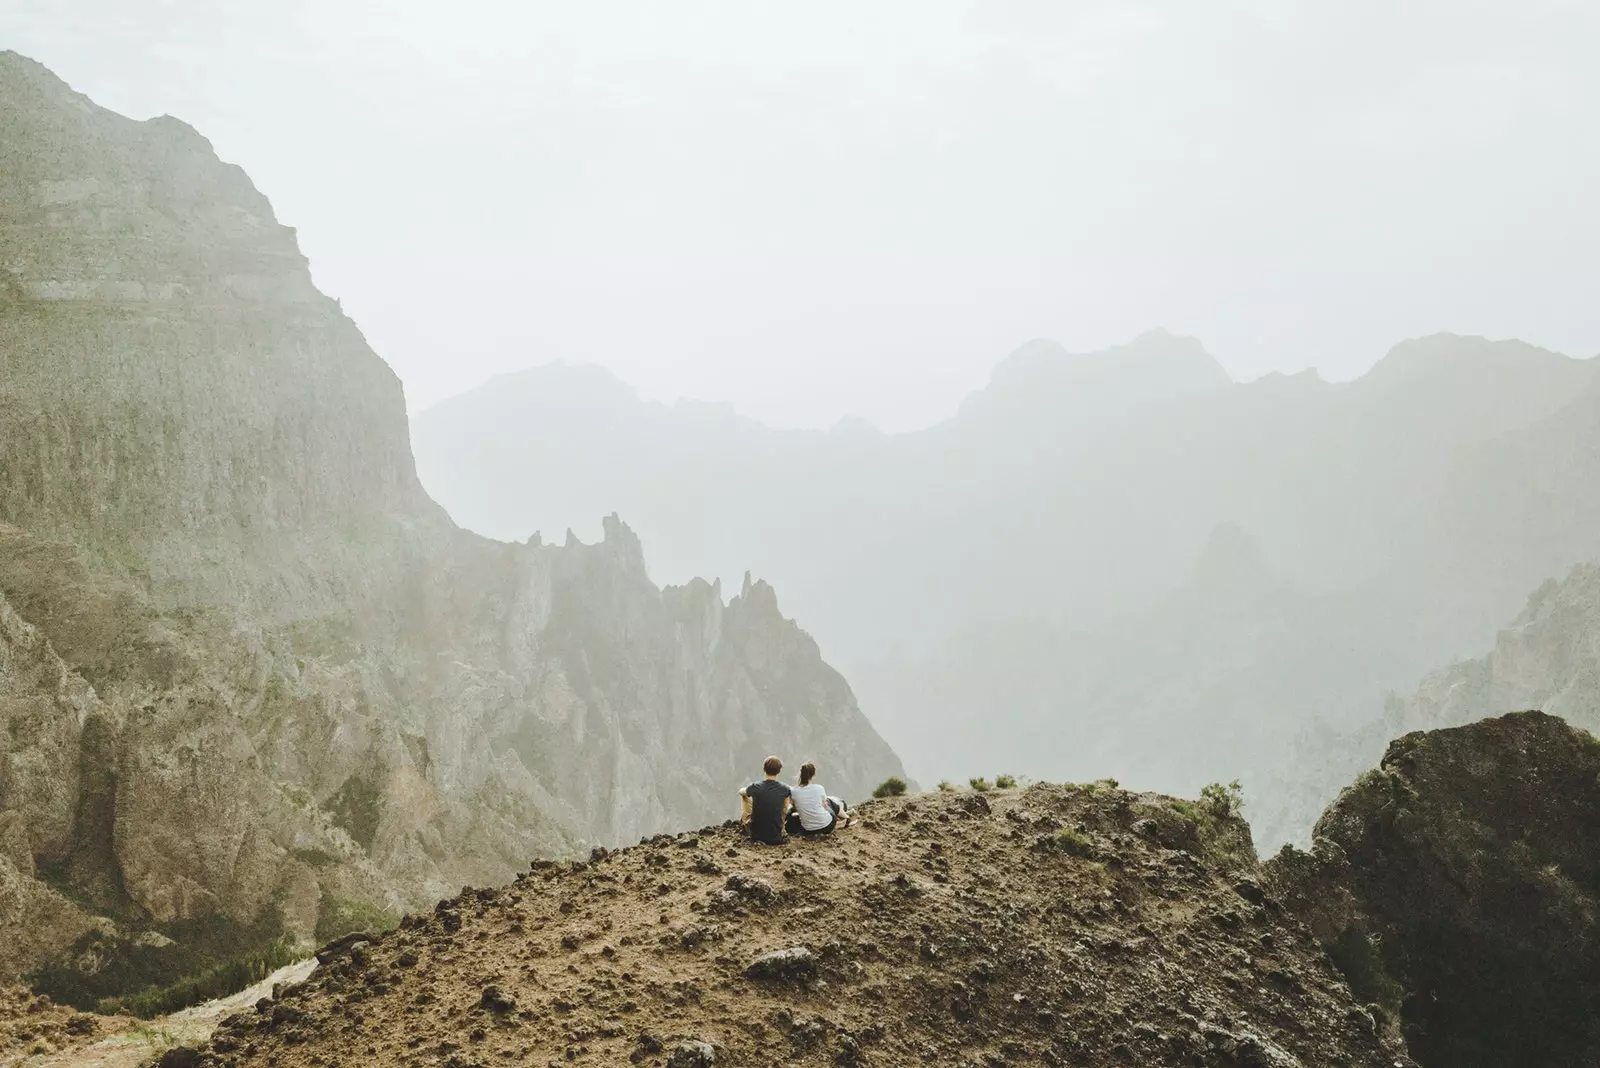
[
  {"left": 1172, "top": 780, "right": 1254, "bottom": 870},
  {"left": 29, "top": 912, "right": 295, "bottom": 1016},
  {"left": 872, "top": 776, "right": 908, "bottom": 798},
  {"left": 969, "top": 777, "right": 991, "bottom": 792},
  {"left": 1055, "top": 825, "right": 1098, "bottom": 859},
  {"left": 937, "top": 780, "right": 956, "bottom": 792},
  {"left": 127, "top": 1024, "right": 181, "bottom": 1054},
  {"left": 1200, "top": 779, "right": 1245, "bottom": 819},
  {"left": 315, "top": 893, "right": 400, "bottom": 943},
  {"left": 994, "top": 774, "right": 1017, "bottom": 789}
]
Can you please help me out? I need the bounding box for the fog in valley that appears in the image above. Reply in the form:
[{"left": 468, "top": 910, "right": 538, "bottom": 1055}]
[
  {"left": 8, "top": 0, "right": 1598, "bottom": 846},
  {"left": 6, "top": 6, "right": 1600, "bottom": 1062}
]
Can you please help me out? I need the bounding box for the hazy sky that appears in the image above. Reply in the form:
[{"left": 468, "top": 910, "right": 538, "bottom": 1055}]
[{"left": 5, "top": 1, "right": 1597, "bottom": 430}]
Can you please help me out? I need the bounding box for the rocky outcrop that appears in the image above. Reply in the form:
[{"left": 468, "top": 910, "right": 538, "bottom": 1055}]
[
  {"left": 1267, "top": 711, "right": 1600, "bottom": 1068},
  {"left": 0, "top": 50, "right": 903, "bottom": 993},
  {"left": 175, "top": 783, "right": 1417, "bottom": 1068}
]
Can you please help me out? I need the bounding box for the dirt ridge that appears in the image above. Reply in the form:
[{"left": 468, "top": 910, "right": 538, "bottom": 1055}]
[{"left": 166, "top": 783, "right": 1412, "bottom": 1067}]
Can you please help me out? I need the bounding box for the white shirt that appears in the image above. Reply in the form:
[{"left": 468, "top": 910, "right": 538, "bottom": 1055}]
[{"left": 791, "top": 783, "right": 834, "bottom": 831}]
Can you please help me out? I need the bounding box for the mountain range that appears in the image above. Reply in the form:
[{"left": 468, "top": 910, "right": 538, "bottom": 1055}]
[{"left": 414, "top": 330, "right": 1600, "bottom": 844}]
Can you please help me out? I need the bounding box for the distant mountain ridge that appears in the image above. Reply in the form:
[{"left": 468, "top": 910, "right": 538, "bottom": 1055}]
[{"left": 414, "top": 327, "right": 1600, "bottom": 844}]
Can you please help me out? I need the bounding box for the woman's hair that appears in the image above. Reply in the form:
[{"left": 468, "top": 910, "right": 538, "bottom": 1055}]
[{"left": 798, "top": 762, "right": 817, "bottom": 786}]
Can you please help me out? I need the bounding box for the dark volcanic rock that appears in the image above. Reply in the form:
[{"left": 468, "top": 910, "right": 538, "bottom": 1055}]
[{"left": 1269, "top": 710, "right": 1600, "bottom": 1068}]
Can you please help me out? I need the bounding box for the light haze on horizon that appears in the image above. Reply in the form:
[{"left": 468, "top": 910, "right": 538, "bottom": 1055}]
[{"left": 4, "top": 0, "right": 1597, "bottom": 431}]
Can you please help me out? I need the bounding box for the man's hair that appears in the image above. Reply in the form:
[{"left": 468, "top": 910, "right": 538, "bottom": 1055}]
[
  {"left": 799, "top": 762, "right": 816, "bottom": 786},
  {"left": 763, "top": 755, "right": 783, "bottom": 776}
]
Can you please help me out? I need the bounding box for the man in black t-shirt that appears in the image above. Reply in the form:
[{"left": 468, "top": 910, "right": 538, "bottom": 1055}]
[{"left": 739, "top": 755, "right": 793, "bottom": 845}]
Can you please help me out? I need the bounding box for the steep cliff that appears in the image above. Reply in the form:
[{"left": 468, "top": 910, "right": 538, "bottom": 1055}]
[
  {"left": 1268, "top": 711, "right": 1600, "bottom": 1068},
  {"left": 0, "top": 50, "right": 902, "bottom": 993}
]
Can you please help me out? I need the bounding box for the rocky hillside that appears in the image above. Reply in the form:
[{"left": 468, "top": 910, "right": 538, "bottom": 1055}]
[
  {"left": 158, "top": 783, "right": 1415, "bottom": 1068},
  {"left": 0, "top": 49, "right": 902, "bottom": 993},
  {"left": 1268, "top": 711, "right": 1600, "bottom": 1068}
]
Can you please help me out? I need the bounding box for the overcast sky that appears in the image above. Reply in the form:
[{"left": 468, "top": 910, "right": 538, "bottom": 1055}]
[{"left": 4, "top": 1, "right": 1597, "bottom": 430}]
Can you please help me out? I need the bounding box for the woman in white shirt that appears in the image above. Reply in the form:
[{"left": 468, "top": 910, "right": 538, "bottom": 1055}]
[{"left": 785, "top": 761, "right": 851, "bottom": 837}]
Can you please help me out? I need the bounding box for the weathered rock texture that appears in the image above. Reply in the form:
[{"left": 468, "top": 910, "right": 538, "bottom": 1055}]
[
  {"left": 180, "top": 784, "right": 1416, "bottom": 1068},
  {"left": 1268, "top": 711, "right": 1600, "bottom": 1068},
  {"left": 0, "top": 51, "right": 902, "bottom": 988}
]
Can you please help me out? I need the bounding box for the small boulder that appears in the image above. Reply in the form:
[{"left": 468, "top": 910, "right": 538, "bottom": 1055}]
[
  {"left": 668, "top": 1039, "right": 717, "bottom": 1067},
  {"left": 724, "top": 872, "right": 776, "bottom": 902},
  {"left": 745, "top": 946, "right": 818, "bottom": 982},
  {"left": 480, "top": 985, "right": 518, "bottom": 1013}
]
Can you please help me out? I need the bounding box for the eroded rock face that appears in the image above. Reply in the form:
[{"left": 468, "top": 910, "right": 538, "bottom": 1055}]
[
  {"left": 1268, "top": 711, "right": 1600, "bottom": 1068},
  {"left": 0, "top": 51, "right": 904, "bottom": 988}
]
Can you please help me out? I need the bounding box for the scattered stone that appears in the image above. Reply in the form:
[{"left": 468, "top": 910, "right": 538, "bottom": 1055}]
[
  {"left": 480, "top": 986, "right": 518, "bottom": 1013},
  {"left": 668, "top": 1039, "right": 717, "bottom": 1067},
  {"left": 745, "top": 946, "right": 818, "bottom": 982}
]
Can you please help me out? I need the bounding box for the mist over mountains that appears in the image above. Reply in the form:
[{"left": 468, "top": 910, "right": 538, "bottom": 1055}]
[
  {"left": 0, "top": 50, "right": 900, "bottom": 987},
  {"left": 415, "top": 330, "right": 1600, "bottom": 844}
]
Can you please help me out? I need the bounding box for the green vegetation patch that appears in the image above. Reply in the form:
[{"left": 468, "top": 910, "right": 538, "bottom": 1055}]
[
  {"left": 1055, "top": 825, "right": 1099, "bottom": 859},
  {"left": 95, "top": 938, "right": 301, "bottom": 1018},
  {"left": 315, "top": 892, "right": 399, "bottom": 943},
  {"left": 28, "top": 911, "right": 296, "bottom": 1017},
  {"left": 872, "top": 776, "right": 908, "bottom": 798}
]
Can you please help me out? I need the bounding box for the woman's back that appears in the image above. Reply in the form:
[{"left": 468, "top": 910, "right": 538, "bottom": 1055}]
[{"left": 791, "top": 782, "right": 834, "bottom": 832}]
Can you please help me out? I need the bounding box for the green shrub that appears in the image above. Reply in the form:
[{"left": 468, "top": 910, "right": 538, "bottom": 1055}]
[
  {"left": 1055, "top": 826, "right": 1097, "bottom": 859},
  {"left": 994, "top": 774, "right": 1017, "bottom": 789},
  {"left": 1173, "top": 780, "right": 1255, "bottom": 870},
  {"left": 872, "top": 776, "right": 908, "bottom": 798},
  {"left": 969, "top": 777, "right": 991, "bottom": 792},
  {"left": 937, "top": 780, "right": 956, "bottom": 792},
  {"left": 1200, "top": 779, "right": 1245, "bottom": 819}
]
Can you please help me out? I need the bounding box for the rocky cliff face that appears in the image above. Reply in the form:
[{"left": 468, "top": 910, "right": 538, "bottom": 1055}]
[
  {"left": 0, "top": 51, "right": 902, "bottom": 992},
  {"left": 1268, "top": 711, "right": 1600, "bottom": 1068}
]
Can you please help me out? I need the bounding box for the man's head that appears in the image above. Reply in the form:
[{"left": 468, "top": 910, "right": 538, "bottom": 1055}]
[{"left": 762, "top": 755, "right": 783, "bottom": 778}]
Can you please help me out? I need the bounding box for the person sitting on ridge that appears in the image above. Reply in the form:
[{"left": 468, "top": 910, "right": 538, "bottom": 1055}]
[
  {"left": 785, "top": 761, "right": 850, "bottom": 837},
  {"left": 739, "top": 755, "right": 792, "bottom": 845}
]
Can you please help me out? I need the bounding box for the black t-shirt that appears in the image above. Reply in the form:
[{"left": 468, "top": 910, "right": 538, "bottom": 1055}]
[{"left": 746, "top": 779, "right": 792, "bottom": 844}]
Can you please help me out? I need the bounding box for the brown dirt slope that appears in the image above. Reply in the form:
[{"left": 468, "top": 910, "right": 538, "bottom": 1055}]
[{"left": 182, "top": 784, "right": 1410, "bottom": 1067}]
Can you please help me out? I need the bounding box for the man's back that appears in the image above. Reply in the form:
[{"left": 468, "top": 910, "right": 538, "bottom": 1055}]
[{"left": 746, "top": 779, "right": 792, "bottom": 844}]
